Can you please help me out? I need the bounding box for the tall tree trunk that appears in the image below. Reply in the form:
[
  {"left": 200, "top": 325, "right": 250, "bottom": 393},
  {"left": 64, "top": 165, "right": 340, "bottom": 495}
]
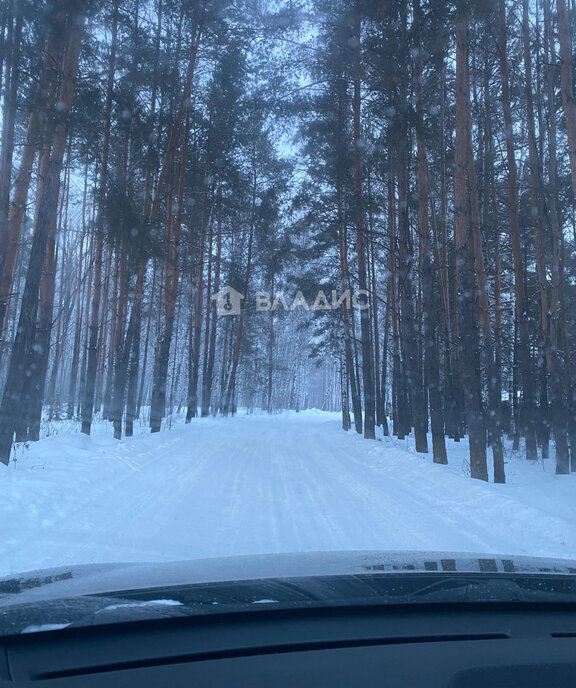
[
  {"left": 388, "top": 167, "right": 407, "bottom": 439},
  {"left": 413, "top": 5, "right": 446, "bottom": 462},
  {"left": 201, "top": 208, "right": 215, "bottom": 416},
  {"left": 556, "top": 0, "right": 576, "bottom": 200},
  {"left": 202, "top": 205, "right": 221, "bottom": 417},
  {"left": 396, "top": 0, "right": 427, "bottom": 451},
  {"left": 186, "top": 169, "right": 209, "bottom": 422},
  {"left": 352, "top": 5, "right": 375, "bottom": 440},
  {"left": 498, "top": 0, "right": 537, "bottom": 461},
  {"left": 454, "top": 16, "right": 488, "bottom": 482},
  {"left": 27, "top": 137, "right": 73, "bottom": 441},
  {"left": 151, "top": 110, "right": 187, "bottom": 432},
  {"left": 526, "top": 0, "right": 570, "bottom": 473},
  {"left": 115, "top": 263, "right": 146, "bottom": 437},
  {"left": 81, "top": 0, "right": 119, "bottom": 435},
  {"left": 67, "top": 164, "right": 89, "bottom": 418},
  {"left": 0, "top": 6, "right": 60, "bottom": 346},
  {"left": 223, "top": 171, "right": 256, "bottom": 416},
  {"left": 368, "top": 180, "right": 385, "bottom": 433},
  {"left": 467, "top": 18, "right": 504, "bottom": 483},
  {"left": 266, "top": 274, "right": 275, "bottom": 414},
  {"left": 336, "top": 75, "right": 362, "bottom": 434},
  {"left": 125, "top": 306, "right": 141, "bottom": 437},
  {"left": 0, "top": 3, "right": 23, "bottom": 350},
  {"left": 0, "top": 2, "right": 86, "bottom": 463},
  {"left": 340, "top": 346, "right": 351, "bottom": 431}
]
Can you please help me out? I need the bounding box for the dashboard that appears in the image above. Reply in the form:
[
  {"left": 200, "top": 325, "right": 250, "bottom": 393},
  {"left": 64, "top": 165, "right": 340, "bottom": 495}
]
[{"left": 0, "top": 602, "right": 575, "bottom": 687}]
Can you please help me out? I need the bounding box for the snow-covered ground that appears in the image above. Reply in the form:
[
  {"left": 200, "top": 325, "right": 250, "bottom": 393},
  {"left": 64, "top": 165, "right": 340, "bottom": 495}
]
[{"left": 0, "top": 410, "right": 575, "bottom": 577}]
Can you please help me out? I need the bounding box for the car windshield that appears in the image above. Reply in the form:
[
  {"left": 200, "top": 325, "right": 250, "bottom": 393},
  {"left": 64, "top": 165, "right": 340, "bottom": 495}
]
[{"left": 0, "top": 0, "right": 575, "bottom": 624}]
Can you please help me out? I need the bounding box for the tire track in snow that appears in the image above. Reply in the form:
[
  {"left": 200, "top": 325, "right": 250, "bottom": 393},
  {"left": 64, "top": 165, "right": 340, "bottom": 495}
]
[{"left": 2, "top": 412, "right": 575, "bottom": 575}]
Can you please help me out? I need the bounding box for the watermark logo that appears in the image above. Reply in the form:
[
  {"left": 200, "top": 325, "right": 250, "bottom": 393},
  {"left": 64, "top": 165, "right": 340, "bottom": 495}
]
[
  {"left": 212, "top": 286, "right": 244, "bottom": 315},
  {"left": 213, "top": 287, "right": 369, "bottom": 315}
]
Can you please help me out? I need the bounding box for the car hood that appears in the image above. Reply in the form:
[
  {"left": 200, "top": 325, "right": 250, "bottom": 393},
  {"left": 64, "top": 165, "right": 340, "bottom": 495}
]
[{"left": 1, "top": 550, "right": 576, "bottom": 606}]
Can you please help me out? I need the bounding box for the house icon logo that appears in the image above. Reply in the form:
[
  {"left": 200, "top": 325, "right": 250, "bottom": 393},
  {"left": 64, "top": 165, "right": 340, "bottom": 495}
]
[{"left": 212, "top": 285, "right": 244, "bottom": 316}]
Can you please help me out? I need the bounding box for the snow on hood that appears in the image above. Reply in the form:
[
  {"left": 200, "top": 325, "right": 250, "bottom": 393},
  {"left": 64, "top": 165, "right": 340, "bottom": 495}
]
[{"left": 0, "top": 550, "right": 575, "bottom": 607}]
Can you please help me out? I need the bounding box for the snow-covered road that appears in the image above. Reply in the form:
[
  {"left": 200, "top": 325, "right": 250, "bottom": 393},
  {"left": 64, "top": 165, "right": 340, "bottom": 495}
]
[{"left": 1, "top": 411, "right": 575, "bottom": 576}]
